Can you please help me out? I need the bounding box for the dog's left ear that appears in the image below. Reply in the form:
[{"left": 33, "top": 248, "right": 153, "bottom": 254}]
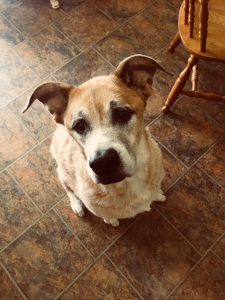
[{"left": 114, "top": 54, "right": 169, "bottom": 102}]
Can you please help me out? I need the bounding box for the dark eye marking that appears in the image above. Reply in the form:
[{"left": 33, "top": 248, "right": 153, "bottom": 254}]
[
  {"left": 72, "top": 118, "right": 90, "bottom": 135},
  {"left": 112, "top": 107, "right": 134, "bottom": 125}
]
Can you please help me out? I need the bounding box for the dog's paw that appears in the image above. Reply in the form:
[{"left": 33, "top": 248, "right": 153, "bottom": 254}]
[
  {"left": 71, "top": 200, "right": 85, "bottom": 218},
  {"left": 104, "top": 218, "right": 120, "bottom": 227},
  {"left": 157, "top": 194, "right": 166, "bottom": 202}
]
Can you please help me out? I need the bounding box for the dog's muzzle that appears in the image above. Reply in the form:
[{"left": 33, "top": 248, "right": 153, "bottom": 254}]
[{"left": 89, "top": 148, "right": 125, "bottom": 184}]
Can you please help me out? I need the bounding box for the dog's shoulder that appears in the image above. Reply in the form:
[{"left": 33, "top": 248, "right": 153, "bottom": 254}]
[{"left": 50, "top": 125, "right": 79, "bottom": 164}]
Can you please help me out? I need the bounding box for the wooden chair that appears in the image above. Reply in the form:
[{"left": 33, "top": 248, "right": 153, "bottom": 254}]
[{"left": 162, "top": 0, "right": 225, "bottom": 113}]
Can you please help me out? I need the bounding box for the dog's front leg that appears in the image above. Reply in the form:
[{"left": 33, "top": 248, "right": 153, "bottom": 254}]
[
  {"left": 57, "top": 169, "right": 85, "bottom": 217},
  {"left": 104, "top": 218, "right": 119, "bottom": 227},
  {"left": 156, "top": 190, "right": 166, "bottom": 202},
  {"left": 68, "top": 192, "right": 85, "bottom": 217}
]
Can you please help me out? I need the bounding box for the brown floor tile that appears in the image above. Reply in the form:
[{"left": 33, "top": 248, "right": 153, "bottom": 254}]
[
  {"left": 60, "top": 256, "right": 140, "bottom": 300},
  {"left": 95, "top": 23, "right": 161, "bottom": 67},
  {"left": 2, "top": 0, "right": 65, "bottom": 37},
  {"left": 0, "top": 172, "right": 41, "bottom": 250},
  {"left": 8, "top": 77, "right": 56, "bottom": 141},
  {"left": 0, "top": 14, "right": 24, "bottom": 49},
  {"left": 0, "top": 264, "right": 22, "bottom": 300},
  {"left": 167, "top": 0, "right": 182, "bottom": 8},
  {"left": 0, "top": 107, "right": 36, "bottom": 170},
  {"left": 131, "top": 0, "right": 178, "bottom": 49},
  {"left": 160, "top": 145, "right": 187, "bottom": 192},
  {"left": 56, "top": 198, "right": 132, "bottom": 257},
  {"left": 54, "top": 48, "right": 113, "bottom": 86},
  {"left": 213, "top": 235, "right": 225, "bottom": 262},
  {"left": 107, "top": 209, "right": 199, "bottom": 299},
  {"left": 194, "top": 66, "right": 225, "bottom": 124},
  {"left": 91, "top": 0, "right": 150, "bottom": 23},
  {"left": 198, "top": 137, "right": 225, "bottom": 189},
  {"left": 148, "top": 97, "right": 224, "bottom": 166},
  {"left": 170, "top": 253, "right": 225, "bottom": 300},
  {"left": 159, "top": 167, "right": 225, "bottom": 253},
  {"left": 0, "top": 0, "right": 21, "bottom": 11},
  {"left": 9, "top": 138, "right": 65, "bottom": 212},
  {"left": 0, "top": 48, "right": 39, "bottom": 106},
  {"left": 15, "top": 25, "right": 80, "bottom": 79},
  {"left": 60, "top": 0, "right": 84, "bottom": 12},
  {"left": 54, "top": 3, "right": 118, "bottom": 50},
  {"left": 144, "top": 89, "right": 165, "bottom": 124},
  {"left": 0, "top": 211, "right": 93, "bottom": 299}
]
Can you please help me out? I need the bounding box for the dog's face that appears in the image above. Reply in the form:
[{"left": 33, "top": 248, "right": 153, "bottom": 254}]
[
  {"left": 64, "top": 76, "right": 145, "bottom": 184},
  {"left": 23, "top": 55, "right": 165, "bottom": 184}
]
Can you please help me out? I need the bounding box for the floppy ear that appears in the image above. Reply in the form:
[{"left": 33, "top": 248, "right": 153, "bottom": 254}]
[
  {"left": 114, "top": 54, "right": 169, "bottom": 102},
  {"left": 22, "top": 82, "right": 73, "bottom": 124}
]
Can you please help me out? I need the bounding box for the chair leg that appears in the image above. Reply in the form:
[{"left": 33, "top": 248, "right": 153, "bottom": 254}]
[
  {"left": 162, "top": 55, "right": 199, "bottom": 113},
  {"left": 191, "top": 64, "right": 198, "bottom": 91},
  {"left": 168, "top": 32, "right": 181, "bottom": 53}
]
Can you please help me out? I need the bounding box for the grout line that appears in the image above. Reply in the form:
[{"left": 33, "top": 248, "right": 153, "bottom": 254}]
[
  {"left": 197, "top": 165, "right": 225, "bottom": 191},
  {"left": 0, "top": 132, "right": 53, "bottom": 175},
  {"left": 105, "top": 254, "right": 145, "bottom": 300},
  {"left": 144, "top": 111, "right": 163, "bottom": 128},
  {"left": 54, "top": 256, "right": 100, "bottom": 300},
  {"left": 211, "top": 250, "right": 225, "bottom": 267},
  {"left": 155, "top": 207, "right": 202, "bottom": 256},
  {"left": 166, "top": 229, "right": 225, "bottom": 298},
  {"left": 51, "top": 23, "right": 82, "bottom": 52},
  {"left": 92, "top": 46, "right": 115, "bottom": 69},
  {"left": 6, "top": 104, "right": 40, "bottom": 144},
  {"left": 0, "top": 198, "right": 65, "bottom": 254},
  {"left": 0, "top": 2, "right": 68, "bottom": 42},
  {"left": 90, "top": 0, "right": 155, "bottom": 27},
  {"left": 163, "top": 167, "right": 190, "bottom": 193},
  {"left": 0, "top": 10, "right": 27, "bottom": 41},
  {"left": 53, "top": 208, "right": 95, "bottom": 259},
  {"left": 0, "top": 261, "right": 28, "bottom": 300},
  {"left": 55, "top": 215, "right": 141, "bottom": 299},
  {"left": 1, "top": 72, "right": 57, "bottom": 109},
  {"left": 188, "top": 132, "right": 225, "bottom": 170},
  {"left": 1, "top": 31, "right": 82, "bottom": 110},
  {"left": 165, "top": 255, "right": 203, "bottom": 299},
  {"left": 89, "top": 1, "right": 121, "bottom": 26},
  {"left": 6, "top": 169, "right": 43, "bottom": 215},
  {"left": 46, "top": 52, "right": 83, "bottom": 79},
  {"left": 152, "top": 133, "right": 188, "bottom": 169}
]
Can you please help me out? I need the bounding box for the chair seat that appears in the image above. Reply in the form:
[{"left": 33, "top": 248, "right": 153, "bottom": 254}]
[{"left": 179, "top": 0, "right": 225, "bottom": 61}]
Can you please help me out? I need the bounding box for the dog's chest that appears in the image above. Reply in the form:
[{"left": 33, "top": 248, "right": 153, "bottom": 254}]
[{"left": 78, "top": 170, "right": 156, "bottom": 219}]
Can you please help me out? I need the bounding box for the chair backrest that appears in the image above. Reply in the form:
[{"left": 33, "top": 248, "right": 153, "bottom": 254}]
[{"left": 184, "top": 0, "right": 209, "bottom": 52}]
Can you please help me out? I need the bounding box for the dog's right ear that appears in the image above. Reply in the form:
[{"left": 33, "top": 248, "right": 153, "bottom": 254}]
[{"left": 22, "top": 82, "right": 73, "bottom": 124}]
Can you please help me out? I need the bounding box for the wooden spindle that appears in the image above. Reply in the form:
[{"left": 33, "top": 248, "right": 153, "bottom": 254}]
[
  {"left": 191, "top": 64, "right": 198, "bottom": 91},
  {"left": 199, "top": 0, "right": 209, "bottom": 52},
  {"left": 189, "top": 0, "right": 195, "bottom": 38},
  {"left": 162, "top": 55, "right": 198, "bottom": 113},
  {"left": 184, "top": 0, "right": 189, "bottom": 25}
]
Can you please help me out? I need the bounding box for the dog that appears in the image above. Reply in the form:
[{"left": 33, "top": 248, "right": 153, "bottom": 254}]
[{"left": 22, "top": 54, "right": 166, "bottom": 227}]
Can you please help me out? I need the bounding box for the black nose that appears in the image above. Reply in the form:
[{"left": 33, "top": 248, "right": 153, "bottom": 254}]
[{"left": 89, "top": 148, "right": 121, "bottom": 176}]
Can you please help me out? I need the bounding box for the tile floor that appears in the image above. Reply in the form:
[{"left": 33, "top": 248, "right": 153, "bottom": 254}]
[{"left": 0, "top": 0, "right": 225, "bottom": 299}]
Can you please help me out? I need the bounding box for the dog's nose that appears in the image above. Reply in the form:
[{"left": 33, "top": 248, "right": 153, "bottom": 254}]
[{"left": 89, "top": 148, "right": 121, "bottom": 176}]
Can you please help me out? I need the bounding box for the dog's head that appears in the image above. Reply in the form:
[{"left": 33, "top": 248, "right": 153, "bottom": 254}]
[{"left": 23, "top": 55, "right": 165, "bottom": 185}]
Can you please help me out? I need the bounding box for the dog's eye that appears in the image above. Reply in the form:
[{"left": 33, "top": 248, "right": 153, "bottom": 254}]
[
  {"left": 72, "top": 119, "right": 89, "bottom": 134},
  {"left": 112, "top": 108, "right": 134, "bottom": 125}
]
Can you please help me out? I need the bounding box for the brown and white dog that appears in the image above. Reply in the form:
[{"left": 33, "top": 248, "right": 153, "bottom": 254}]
[{"left": 23, "top": 55, "right": 166, "bottom": 227}]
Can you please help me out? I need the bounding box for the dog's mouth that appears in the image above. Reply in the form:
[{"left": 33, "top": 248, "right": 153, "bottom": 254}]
[{"left": 96, "top": 173, "right": 126, "bottom": 185}]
